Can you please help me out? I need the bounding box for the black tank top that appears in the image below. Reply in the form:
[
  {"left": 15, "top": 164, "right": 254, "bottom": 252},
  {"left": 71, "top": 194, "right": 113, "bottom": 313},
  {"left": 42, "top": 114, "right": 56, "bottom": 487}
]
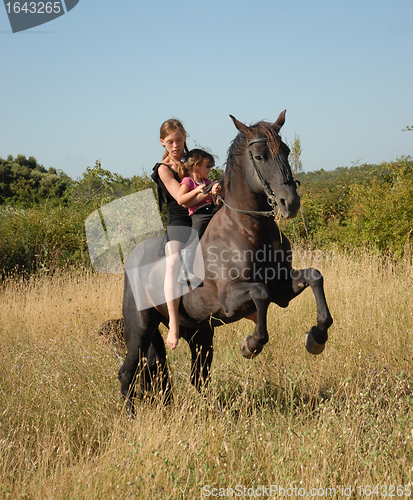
[{"left": 151, "top": 163, "right": 192, "bottom": 226}]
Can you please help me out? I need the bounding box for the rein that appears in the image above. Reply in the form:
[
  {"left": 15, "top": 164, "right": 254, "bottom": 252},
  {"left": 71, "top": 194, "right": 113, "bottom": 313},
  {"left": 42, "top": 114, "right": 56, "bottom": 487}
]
[
  {"left": 217, "top": 193, "right": 283, "bottom": 243},
  {"left": 216, "top": 194, "right": 275, "bottom": 217},
  {"left": 202, "top": 181, "right": 275, "bottom": 217}
]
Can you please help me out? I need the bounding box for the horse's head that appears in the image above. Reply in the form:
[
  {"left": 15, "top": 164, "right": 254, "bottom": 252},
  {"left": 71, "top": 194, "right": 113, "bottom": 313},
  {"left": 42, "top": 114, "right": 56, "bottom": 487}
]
[{"left": 228, "top": 110, "right": 300, "bottom": 219}]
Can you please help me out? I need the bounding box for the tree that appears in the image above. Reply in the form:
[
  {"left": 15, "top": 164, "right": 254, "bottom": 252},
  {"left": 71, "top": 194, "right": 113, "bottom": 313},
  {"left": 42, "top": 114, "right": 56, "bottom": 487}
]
[
  {"left": 0, "top": 155, "right": 70, "bottom": 205},
  {"left": 208, "top": 166, "right": 224, "bottom": 181},
  {"left": 70, "top": 160, "right": 124, "bottom": 203},
  {"left": 288, "top": 134, "right": 303, "bottom": 175}
]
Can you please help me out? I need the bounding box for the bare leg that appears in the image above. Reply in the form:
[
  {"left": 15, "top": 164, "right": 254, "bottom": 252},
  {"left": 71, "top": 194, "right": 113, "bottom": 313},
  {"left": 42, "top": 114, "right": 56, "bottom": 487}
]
[{"left": 164, "top": 241, "right": 183, "bottom": 350}]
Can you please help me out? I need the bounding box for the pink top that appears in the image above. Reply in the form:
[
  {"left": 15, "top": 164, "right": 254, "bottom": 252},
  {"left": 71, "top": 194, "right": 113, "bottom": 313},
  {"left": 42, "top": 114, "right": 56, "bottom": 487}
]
[{"left": 181, "top": 177, "right": 212, "bottom": 215}]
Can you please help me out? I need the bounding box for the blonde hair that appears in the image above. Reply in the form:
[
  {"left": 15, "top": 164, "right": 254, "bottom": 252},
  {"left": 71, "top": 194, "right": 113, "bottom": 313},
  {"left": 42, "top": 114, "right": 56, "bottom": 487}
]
[{"left": 159, "top": 118, "right": 189, "bottom": 163}]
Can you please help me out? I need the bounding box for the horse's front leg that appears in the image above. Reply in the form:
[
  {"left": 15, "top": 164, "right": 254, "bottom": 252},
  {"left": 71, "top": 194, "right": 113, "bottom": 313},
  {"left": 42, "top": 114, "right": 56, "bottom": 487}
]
[
  {"left": 291, "top": 268, "right": 333, "bottom": 354},
  {"left": 220, "top": 281, "right": 271, "bottom": 359}
]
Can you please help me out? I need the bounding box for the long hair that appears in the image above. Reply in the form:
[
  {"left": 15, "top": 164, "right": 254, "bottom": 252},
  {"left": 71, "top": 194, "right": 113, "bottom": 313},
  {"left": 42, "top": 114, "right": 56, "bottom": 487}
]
[{"left": 159, "top": 118, "right": 189, "bottom": 161}]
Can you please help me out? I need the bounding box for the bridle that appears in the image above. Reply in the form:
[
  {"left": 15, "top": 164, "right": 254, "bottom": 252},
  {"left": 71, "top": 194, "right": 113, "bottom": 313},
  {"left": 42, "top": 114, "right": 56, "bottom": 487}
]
[
  {"left": 218, "top": 136, "right": 299, "bottom": 219},
  {"left": 246, "top": 137, "right": 278, "bottom": 210}
]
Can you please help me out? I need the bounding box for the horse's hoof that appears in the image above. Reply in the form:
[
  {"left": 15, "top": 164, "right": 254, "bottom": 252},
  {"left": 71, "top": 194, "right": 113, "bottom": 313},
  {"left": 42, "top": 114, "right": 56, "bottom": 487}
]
[
  {"left": 305, "top": 328, "right": 325, "bottom": 355},
  {"left": 240, "top": 337, "right": 263, "bottom": 359}
]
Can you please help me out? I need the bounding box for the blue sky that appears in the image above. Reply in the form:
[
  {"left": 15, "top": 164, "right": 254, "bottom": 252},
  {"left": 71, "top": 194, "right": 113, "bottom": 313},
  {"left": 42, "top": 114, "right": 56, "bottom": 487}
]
[{"left": 1, "top": 0, "right": 412, "bottom": 180}]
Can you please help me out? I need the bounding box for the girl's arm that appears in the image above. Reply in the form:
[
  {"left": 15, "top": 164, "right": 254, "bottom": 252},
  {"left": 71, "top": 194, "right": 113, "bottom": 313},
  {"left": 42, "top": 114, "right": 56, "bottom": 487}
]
[
  {"left": 177, "top": 183, "right": 208, "bottom": 207},
  {"left": 158, "top": 164, "right": 181, "bottom": 200},
  {"left": 186, "top": 182, "right": 222, "bottom": 206}
]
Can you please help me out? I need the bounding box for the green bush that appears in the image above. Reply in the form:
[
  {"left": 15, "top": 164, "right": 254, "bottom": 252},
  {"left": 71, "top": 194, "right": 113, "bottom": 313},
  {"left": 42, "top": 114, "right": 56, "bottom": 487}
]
[
  {"left": 0, "top": 203, "right": 90, "bottom": 277},
  {"left": 0, "top": 159, "right": 160, "bottom": 278},
  {"left": 1, "top": 155, "right": 412, "bottom": 278},
  {"left": 283, "top": 156, "right": 413, "bottom": 256}
]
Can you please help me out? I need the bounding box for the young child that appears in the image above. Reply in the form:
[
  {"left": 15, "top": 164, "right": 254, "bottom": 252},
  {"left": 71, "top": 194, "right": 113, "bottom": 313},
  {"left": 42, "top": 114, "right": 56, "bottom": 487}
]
[
  {"left": 175, "top": 149, "right": 221, "bottom": 286},
  {"left": 177, "top": 149, "right": 221, "bottom": 239}
]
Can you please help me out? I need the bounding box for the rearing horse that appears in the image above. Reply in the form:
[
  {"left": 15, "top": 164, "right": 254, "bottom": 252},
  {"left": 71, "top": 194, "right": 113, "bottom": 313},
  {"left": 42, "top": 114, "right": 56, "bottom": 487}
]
[{"left": 119, "top": 110, "right": 333, "bottom": 411}]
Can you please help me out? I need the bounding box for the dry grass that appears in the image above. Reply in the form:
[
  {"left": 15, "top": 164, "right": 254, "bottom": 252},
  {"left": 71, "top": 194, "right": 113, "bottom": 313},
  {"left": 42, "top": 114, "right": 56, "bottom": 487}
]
[{"left": 0, "top": 249, "right": 412, "bottom": 499}]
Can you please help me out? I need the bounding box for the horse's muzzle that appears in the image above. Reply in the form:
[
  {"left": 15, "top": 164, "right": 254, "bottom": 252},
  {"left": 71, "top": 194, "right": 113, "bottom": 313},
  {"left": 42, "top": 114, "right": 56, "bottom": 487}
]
[{"left": 278, "top": 191, "right": 301, "bottom": 219}]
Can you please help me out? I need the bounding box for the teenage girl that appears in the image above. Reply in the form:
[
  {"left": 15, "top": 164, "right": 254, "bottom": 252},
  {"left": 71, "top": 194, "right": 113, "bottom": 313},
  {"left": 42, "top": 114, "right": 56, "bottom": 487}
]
[
  {"left": 151, "top": 119, "right": 192, "bottom": 351},
  {"left": 177, "top": 149, "right": 221, "bottom": 239}
]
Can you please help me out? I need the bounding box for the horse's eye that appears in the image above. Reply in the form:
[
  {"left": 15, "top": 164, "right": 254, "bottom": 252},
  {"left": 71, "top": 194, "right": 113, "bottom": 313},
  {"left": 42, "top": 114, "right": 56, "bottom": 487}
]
[{"left": 254, "top": 156, "right": 262, "bottom": 161}]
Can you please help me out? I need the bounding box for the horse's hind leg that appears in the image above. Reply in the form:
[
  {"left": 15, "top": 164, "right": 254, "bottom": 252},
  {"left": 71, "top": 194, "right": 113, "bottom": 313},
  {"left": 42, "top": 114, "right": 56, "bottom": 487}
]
[
  {"left": 145, "top": 328, "right": 172, "bottom": 405},
  {"left": 291, "top": 268, "right": 333, "bottom": 354},
  {"left": 118, "top": 308, "right": 168, "bottom": 414},
  {"left": 182, "top": 327, "right": 214, "bottom": 391},
  {"left": 118, "top": 343, "right": 145, "bottom": 415}
]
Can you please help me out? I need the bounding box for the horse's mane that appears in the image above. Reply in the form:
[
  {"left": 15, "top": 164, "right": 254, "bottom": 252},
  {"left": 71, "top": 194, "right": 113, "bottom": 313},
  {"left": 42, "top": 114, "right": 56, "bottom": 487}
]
[{"left": 222, "top": 121, "right": 282, "bottom": 194}]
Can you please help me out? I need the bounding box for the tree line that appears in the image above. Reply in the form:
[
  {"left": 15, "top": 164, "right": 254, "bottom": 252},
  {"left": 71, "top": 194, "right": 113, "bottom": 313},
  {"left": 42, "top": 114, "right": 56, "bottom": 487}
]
[
  {"left": 287, "top": 156, "right": 413, "bottom": 256},
  {"left": 0, "top": 153, "right": 412, "bottom": 278}
]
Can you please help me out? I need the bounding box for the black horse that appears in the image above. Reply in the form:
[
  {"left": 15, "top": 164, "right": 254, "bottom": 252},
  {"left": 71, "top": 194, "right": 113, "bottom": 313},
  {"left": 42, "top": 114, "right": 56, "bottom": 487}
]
[{"left": 118, "top": 110, "right": 333, "bottom": 411}]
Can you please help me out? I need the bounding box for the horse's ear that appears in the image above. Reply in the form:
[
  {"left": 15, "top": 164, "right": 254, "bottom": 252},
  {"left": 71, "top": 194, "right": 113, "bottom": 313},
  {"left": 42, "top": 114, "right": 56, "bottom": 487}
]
[
  {"left": 229, "top": 115, "right": 253, "bottom": 136},
  {"left": 272, "top": 110, "right": 286, "bottom": 132}
]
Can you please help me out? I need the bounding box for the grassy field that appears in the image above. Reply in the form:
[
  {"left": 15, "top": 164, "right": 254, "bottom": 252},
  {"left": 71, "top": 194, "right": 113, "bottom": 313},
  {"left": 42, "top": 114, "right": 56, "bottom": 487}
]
[{"left": 0, "top": 249, "right": 412, "bottom": 499}]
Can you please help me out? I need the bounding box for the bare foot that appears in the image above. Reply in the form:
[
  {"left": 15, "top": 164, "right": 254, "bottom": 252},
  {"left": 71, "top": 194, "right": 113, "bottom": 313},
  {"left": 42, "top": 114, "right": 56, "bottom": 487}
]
[{"left": 166, "top": 328, "right": 179, "bottom": 350}]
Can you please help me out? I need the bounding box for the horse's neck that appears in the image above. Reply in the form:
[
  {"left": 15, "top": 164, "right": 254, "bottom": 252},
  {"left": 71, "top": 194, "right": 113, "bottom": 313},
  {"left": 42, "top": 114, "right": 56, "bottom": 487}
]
[
  {"left": 225, "top": 169, "right": 269, "bottom": 212},
  {"left": 221, "top": 169, "right": 280, "bottom": 243}
]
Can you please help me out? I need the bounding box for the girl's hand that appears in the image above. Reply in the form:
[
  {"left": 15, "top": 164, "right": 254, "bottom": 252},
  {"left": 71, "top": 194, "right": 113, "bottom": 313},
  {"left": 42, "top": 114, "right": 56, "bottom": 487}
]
[
  {"left": 195, "top": 184, "right": 206, "bottom": 194},
  {"left": 211, "top": 183, "right": 221, "bottom": 195}
]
